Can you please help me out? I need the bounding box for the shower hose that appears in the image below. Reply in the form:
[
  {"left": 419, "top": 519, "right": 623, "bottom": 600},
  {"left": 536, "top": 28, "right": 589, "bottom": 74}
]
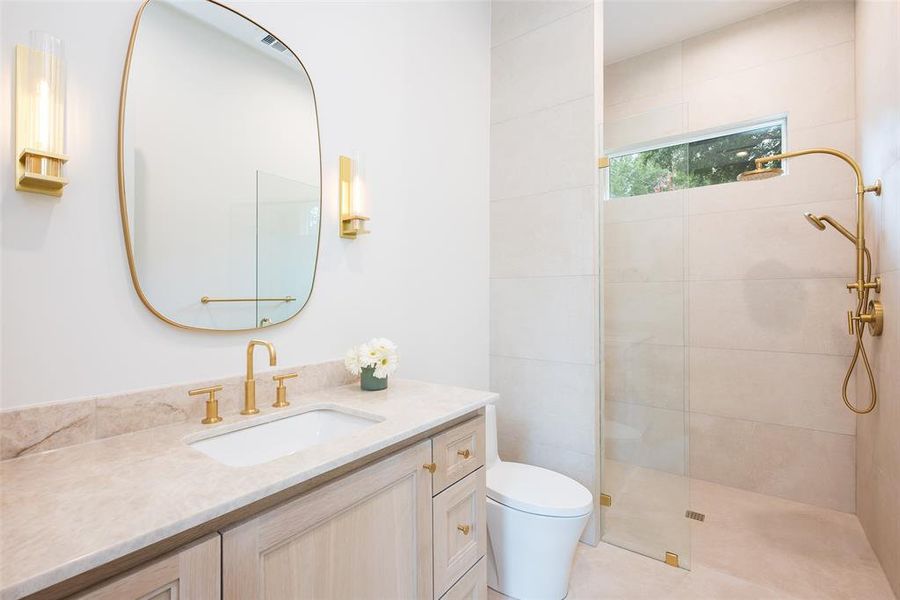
[{"left": 842, "top": 248, "right": 877, "bottom": 415}]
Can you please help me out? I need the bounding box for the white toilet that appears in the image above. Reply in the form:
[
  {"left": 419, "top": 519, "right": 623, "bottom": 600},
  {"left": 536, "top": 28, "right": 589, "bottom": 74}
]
[{"left": 485, "top": 403, "right": 593, "bottom": 600}]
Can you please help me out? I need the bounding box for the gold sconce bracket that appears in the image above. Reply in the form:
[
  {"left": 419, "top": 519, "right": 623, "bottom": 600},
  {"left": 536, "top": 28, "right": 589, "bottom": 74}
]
[
  {"left": 340, "top": 214, "right": 370, "bottom": 239},
  {"left": 865, "top": 179, "right": 882, "bottom": 196}
]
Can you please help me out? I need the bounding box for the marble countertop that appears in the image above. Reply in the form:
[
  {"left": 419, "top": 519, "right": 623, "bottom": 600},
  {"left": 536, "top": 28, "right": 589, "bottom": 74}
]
[{"left": 0, "top": 379, "right": 495, "bottom": 600}]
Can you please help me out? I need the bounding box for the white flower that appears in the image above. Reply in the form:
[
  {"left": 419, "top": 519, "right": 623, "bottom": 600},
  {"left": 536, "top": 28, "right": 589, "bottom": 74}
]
[
  {"left": 344, "top": 346, "right": 362, "bottom": 375},
  {"left": 346, "top": 339, "right": 399, "bottom": 378},
  {"left": 359, "top": 342, "right": 380, "bottom": 368}
]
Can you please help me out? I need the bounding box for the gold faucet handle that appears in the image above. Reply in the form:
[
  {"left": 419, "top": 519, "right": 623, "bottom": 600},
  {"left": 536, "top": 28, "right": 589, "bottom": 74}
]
[
  {"left": 272, "top": 373, "right": 298, "bottom": 409},
  {"left": 189, "top": 385, "right": 224, "bottom": 424},
  {"left": 273, "top": 373, "right": 299, "bottom": 384}
]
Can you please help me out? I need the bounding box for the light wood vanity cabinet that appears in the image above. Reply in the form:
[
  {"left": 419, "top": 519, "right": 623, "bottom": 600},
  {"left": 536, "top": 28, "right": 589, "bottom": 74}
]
[
  {"left": 72, "top": 534, "right": 220, "bottom": 600},
  {"left": 64, "top": 415, "right": 486, "bottom": 600}
]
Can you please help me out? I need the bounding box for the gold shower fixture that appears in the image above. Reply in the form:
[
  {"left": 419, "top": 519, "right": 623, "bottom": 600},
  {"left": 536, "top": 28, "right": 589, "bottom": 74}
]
[{"left": 738, "top": 147, "right": 884, "bottom": 414}]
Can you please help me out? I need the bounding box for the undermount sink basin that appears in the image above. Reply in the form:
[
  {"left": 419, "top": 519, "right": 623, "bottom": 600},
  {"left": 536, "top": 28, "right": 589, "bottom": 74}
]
[{"left": 189, "top": 408, "right": 381, "bottom": 467}]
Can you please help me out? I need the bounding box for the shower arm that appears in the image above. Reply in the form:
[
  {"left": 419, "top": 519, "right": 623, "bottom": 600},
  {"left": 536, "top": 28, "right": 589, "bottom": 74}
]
[{"left": 752, "top": 147, "right": 882, "bottom": 299}]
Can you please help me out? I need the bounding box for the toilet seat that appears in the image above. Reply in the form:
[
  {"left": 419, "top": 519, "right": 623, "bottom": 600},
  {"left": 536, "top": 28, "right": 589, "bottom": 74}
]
[{"left": 487, "top": 462, "right": 593, "bottom": 518}]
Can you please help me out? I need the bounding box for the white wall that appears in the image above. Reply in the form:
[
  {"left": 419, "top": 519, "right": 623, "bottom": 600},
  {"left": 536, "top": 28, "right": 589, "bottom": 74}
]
[
  {"left": 0, "top": 0, "right": 491, "bottom": 409},
  {"left": 489, "top": 0, "right": 602, "bottom": 544},
  {"left": 855, "top": 0, "right": 900, "bottom": 594},
  {"left": 603, "top": 0, "right": 859, "bottom": 512}
]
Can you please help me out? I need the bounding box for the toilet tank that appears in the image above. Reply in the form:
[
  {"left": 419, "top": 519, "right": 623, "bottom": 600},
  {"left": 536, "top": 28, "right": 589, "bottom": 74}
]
[{"left": 485, "top": 402, "right": 499, "bottom": 469}]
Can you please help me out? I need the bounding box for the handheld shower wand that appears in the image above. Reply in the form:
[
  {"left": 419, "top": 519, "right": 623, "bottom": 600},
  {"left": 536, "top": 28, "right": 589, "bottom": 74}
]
[{"left": 739, "top": 148, "right": 884, "bottom": 414}]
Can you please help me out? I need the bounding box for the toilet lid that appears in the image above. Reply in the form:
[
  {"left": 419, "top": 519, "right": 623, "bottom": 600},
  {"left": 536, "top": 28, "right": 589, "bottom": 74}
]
[{"left": 487, "top": 462, "right": 593, "bottom": 518}]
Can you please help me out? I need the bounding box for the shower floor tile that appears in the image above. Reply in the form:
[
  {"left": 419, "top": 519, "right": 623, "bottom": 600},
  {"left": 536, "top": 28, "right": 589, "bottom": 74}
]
[{"left": 488, "top": 475, "right": 895, "bottom": 599}]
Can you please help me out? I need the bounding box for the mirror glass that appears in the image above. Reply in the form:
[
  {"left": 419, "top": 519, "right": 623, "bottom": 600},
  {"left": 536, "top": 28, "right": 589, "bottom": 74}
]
[{"left": 120, "top": 0, "right": 321, "bottom": 330}]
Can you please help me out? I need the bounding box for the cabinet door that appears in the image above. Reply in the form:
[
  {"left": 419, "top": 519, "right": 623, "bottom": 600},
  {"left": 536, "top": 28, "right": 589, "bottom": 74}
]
[
  {"left": 73, "top": 534, "right": 220, "bottom": 600},
  {"left": 433, "top": 468, "right": 486, "bottom": 598},
  {"left": 223, "top": 440, "right": 433, "bottom": 600}
]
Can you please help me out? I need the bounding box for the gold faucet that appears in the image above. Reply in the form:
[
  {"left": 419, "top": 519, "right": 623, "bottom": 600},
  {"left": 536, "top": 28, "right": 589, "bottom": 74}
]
[{"left": 244, "top": 339, "right": 276, "bottom": 415}]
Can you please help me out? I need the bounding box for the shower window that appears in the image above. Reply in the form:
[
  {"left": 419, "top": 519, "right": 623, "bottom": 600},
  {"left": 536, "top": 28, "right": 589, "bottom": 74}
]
[{"left": 608, "top": 120, "right": 785, "bottom": 198}]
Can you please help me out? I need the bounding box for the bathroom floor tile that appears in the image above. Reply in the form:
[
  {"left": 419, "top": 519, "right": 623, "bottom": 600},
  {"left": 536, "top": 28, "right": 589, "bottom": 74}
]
[{"left": 489, "top": 475, "right": 894, "bottom": 599}]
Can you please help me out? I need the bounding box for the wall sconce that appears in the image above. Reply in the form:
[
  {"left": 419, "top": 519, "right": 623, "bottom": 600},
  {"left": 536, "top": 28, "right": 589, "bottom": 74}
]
[
  {"left": 15, "top": 32, "right": 67, "bottom": 197},
  {"left": 339, "top": 153, "right": 369, "bottom": 238}
]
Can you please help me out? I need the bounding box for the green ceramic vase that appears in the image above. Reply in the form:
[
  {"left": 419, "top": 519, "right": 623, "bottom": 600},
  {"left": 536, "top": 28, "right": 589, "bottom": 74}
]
[{"left": 360, "top": 366, "right": 388, "bottom": 391}]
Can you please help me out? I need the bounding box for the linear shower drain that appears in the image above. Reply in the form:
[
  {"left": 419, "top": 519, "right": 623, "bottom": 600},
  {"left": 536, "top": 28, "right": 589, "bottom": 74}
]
[{"left": 685, "top": 510, "right": 706, "bottom": 522}]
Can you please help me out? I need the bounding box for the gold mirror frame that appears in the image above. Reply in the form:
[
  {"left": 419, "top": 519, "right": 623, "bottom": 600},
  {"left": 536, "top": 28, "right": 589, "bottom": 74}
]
[{"left": 117, "top": 0, "right": 323, "bottom": 332}]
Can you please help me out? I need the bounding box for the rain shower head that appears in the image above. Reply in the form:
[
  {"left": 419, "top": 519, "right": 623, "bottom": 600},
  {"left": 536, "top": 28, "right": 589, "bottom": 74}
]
[
  {"left": 737, "top": 166, "right": 784, "bottom": 181},
  {"left": 804, "top": 212, "right": 827, "bottom": 230}
]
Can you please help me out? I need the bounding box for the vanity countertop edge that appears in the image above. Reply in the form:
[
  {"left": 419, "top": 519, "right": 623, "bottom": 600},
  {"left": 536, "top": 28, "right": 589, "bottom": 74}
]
[{"left": 0, "top": 379, "right": 496, "bottom": 600}]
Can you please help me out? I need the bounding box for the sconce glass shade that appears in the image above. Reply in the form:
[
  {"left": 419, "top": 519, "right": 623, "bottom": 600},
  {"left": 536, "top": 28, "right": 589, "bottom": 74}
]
[
  {"left": 16, "top": 31, "right": 68, "bottom": 196},
  {"left": 339, "top": 152, "right": 370, "bottom": 238}
]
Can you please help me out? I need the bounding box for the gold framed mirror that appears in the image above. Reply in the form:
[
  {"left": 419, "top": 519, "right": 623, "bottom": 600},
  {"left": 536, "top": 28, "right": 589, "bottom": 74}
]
[{"left": 118, "top": 0, "right": 322, "bottom": 331}]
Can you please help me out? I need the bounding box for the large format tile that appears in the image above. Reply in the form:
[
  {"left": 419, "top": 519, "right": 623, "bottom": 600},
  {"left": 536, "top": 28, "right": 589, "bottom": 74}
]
[
  {"left": 605, "top": 401, "right": 686, "bottom": 475},
  {"left": 490, "top": 355, "right": 596, "bottom": 422},
  {"left": 605, "top": 342, "right": 684, "bottom": 411},
  {"left": 491, "top": 5, "right": 592, "bottom": 123},
  {"left": 605, "top": 44, "right": 682, "bottom": 107},
  {"left": 604, "top": 102, "right": 688, "bottom": 151},
  {"left": 690, "top": 347, "right": 855, "bottom": 435},
  {"left": 490, "top": 275, "right": 596, "bottom": 364},
  {"left": 490, "top": 0, "right": 590, "bottom": 48},
  {"left": 490, "top": 186, "right": 596, "bottom": 278},
  {"left": 689, "top": 478, "right": 894, "bottom": 600},
  {"left": 605, "top": 281, "right": 684, "bottom": 346},
  {"left": 690, "top": 412, "right": 856, "bottom": 511},
  {"left": 682, "top": 0, "right": 854, "bottom": 86},
  {"left": 603, "top": 189, "right": 684, "bottom": 225},
  {"left": 688, "top": 198, "right": 857, "bottom": 281},
  {"left": 688, "top": 278, "right": 854, "bottom": 356},
  {"left": 491, "top": 96, "right": 595, "bottom": 200},
  {"left": 605, "top": 217, "right": 683, "bottom": 283},
  {"left": 685, "top": 42, "right": 854, "bottom": 132}
]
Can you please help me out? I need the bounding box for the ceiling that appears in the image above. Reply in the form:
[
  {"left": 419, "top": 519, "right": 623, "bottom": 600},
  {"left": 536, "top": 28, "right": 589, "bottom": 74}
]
[{"left": 604, "top": 0, "right": 797, "bottom": 64}]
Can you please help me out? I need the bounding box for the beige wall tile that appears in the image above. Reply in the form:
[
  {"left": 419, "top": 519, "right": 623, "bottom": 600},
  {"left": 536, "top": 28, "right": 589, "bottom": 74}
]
[
  {"left": 690, "top": 412, "right": 856, "bottom": 511},
  {"left": 605, "top": 342, "right": 684, "bottom": 411},
  {"left": 491, "top": 6, "right": 593, "bottom": 123},
  {"left": 605, "top": 401, "right": 686, "bottom": 475},
  {"left": 687, "top": 198, "right": 857, "bottom": 281},
  {"left": 0, "top": 399, "right": 95, "bottom": 460},
  {"left": 605, "top": 281, "right": 684, "bottom": 346},
  {"left": 491, "top": 96, "right": 596, "bottom": 200},
  {"left": 603, "top": 189, "right": 684, "bottom": 224},
  {"left": 605, "top": 217, "right": 683, "bottom": 283},
  {"left": 682, "top": 0, "right": 854, "bottom": 85},
  {"left": 490, "top": 355, "right": 596, "bottom": 422},
  {"left": 604, "top": 103, "right": 687, "bottom": 150},
  {"left": 490, "top": 0, "right": 590, "bottom": 48},
  {"left": 490, "top": 186, "right": 596, "bottom": 278},
  {"left": 688, "top": 278, "right": 854, "bottom": 356},
  {"left": 491, "top": 275, "right": 596, "bottom": 363},
  {"left": 685, "top": 42, "right": 855, "bottom": 132},
  {"left": 605, "top": 45, "right": 682, "bottom": 107},
  {"left": 689, "top": 347, "right": 855, "bottom": 435}
]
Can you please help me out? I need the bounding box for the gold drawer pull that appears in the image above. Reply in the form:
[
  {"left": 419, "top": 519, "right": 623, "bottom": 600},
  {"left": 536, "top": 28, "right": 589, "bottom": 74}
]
[
  {"left": 457, "top": 523, "right": 471, "bottom": 535},
  {"left": 423, "top": 463, "right": 437, "bottom": 473},
  {"left": 457, "top": 448, "right": 471, "bottom": 459}
]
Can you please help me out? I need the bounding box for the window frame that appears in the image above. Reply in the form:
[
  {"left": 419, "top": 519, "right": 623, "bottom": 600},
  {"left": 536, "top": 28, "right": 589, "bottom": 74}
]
[{"left": 604, "top": 116, "right": 788, "bottom": 200}]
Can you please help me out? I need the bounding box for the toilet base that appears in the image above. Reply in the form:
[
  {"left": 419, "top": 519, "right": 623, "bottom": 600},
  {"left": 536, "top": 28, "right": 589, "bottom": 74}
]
[{"left": 486, "top": 497, "right": 590, "bottom": 600}]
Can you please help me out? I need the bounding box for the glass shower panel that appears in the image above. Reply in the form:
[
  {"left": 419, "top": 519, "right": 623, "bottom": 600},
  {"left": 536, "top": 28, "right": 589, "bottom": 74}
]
[
  {"left": 256, "top": 171, "right": 320, "bottom": 327},
  {"left": 600, "top": 185, "right": 691, "bottom": 569}
]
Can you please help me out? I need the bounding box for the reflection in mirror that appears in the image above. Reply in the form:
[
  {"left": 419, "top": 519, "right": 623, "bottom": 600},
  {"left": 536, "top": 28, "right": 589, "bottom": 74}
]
[{"left": 119, "top": 0, "right": 321, "bottom": 330}]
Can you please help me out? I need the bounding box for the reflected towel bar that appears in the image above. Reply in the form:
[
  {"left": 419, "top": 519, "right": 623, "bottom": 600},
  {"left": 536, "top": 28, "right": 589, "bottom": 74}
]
[{"left": 201, "top": 296, "right": 296, "bottom": 304}]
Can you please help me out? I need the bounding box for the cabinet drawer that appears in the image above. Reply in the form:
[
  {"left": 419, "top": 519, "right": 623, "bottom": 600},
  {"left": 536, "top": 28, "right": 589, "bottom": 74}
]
[
  {"left": 440, "top": 557, "right": 486, "bottom": 600},
  {"left": 433, "top": 468, "right": 486, "bottom": 599},
  {"left": 431, "top": 416, "right": 485, "bottom": 494}
]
